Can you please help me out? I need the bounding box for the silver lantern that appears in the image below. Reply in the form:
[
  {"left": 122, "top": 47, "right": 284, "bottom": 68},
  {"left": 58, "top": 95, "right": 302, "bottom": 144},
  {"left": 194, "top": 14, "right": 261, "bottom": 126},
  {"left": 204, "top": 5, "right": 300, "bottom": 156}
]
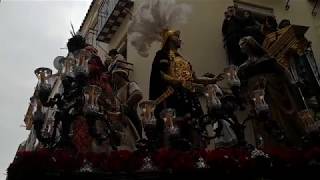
[
  {"left": 204, "top": 84, "right": 222, "bottom": 110},
  {"left": 34, "top": 67, "right": 52, "bottom": 90},
  {"left": 250, "top": 89, "right": 269, "bottom": 113},
  {"left": 139, "top": 100, "right": 157, "bottom": 126},
  {"left": 83, "top": 85, "right": 102, "bottom": 114},
  {"left": 224, "top": 65, "right": 240, "bottom": 87},
  {"left": 160, "top": 108, "right": 179, "bottom": 135}
]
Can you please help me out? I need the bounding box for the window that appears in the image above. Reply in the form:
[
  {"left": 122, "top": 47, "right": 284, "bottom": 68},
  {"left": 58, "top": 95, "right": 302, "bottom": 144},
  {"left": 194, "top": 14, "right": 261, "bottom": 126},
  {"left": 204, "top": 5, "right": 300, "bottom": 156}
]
[{"left": 233, "top": 0, "right": 274, "bottom": 23}]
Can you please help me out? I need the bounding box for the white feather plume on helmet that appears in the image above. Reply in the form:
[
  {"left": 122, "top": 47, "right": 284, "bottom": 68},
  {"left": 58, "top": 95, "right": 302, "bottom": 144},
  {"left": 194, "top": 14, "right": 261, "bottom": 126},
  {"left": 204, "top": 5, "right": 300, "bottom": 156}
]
[{"left": 129, "top": 0, "right": 192, "bottom": 57}]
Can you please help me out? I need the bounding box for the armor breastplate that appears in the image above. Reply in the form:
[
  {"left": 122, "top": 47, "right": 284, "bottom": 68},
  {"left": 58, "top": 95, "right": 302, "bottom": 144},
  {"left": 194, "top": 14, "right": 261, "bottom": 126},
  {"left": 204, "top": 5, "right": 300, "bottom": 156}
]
[{"left": 169, "top": 51, "right": 193, "bottom": 81}]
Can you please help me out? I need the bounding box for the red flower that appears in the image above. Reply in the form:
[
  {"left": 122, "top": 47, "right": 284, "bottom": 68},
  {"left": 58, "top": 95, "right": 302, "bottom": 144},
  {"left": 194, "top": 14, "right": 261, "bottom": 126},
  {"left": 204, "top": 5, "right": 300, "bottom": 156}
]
[
  {"left": 206, "top": 148, "right": 238, "bottom": 169},
  {"left": 266, "top": 147, "right": 302, "bottom": 165},
  {"left": 304, "top": 147, "right": 320, "bottom": 161},
  {"left": 171, "top": 152, "right": 194, "bottom": 170},
  {"left": 128, "top": 152, "right": 145, "bottom": 171},
  {"left": 84, "top": 152, "right": 107, "bottom": 169},
  {"left": 105, "top": 150, "right": 133, "bottom": 171},
  {"left": 72, "top": 117, "right": 93, "bottom": 154},
  {"left": 50, "top": 149, "right": 80, "bottom": 171},
  {"left": 153, "top": 148, "right": 178, "bottom": 170}
]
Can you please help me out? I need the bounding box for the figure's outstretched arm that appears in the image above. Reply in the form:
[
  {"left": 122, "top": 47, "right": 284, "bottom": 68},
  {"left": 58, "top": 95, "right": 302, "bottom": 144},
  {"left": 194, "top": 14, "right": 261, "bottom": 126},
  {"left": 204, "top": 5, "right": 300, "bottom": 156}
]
[{"left": 193, "top": 73, "right": 224, "bottom": 85}]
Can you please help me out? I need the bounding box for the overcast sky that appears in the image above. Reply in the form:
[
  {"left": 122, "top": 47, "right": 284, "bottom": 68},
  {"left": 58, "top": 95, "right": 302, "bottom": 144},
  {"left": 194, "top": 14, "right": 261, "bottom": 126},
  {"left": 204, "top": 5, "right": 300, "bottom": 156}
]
[{"left": 0, "top": 0, "right": 91, "bottom": 179}]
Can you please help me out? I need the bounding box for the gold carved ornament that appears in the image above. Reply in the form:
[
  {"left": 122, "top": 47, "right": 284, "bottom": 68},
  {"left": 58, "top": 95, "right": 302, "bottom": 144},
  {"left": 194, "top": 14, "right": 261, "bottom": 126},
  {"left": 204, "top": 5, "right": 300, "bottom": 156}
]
[
  {"left": 168, "top": 50, "right": 194, "bottom": 90},
  {"left": 262, "top": 25, "right": 309, "bottom": 70}
]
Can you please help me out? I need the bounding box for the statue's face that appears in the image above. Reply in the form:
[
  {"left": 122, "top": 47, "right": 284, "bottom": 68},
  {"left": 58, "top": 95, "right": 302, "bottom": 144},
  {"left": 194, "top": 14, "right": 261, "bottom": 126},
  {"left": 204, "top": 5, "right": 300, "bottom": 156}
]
[
  {"left": 112, "top": 72, "right": 126, "bottom": 84},
  {"left": 110, "top": 53, "right": 117, "bottom": 59},
  {"left": 112, "top": 72, "right": 121, "bottom": 83},
  {"left": 239, "top": 40, "right": 249, "bottom": 54},
  {"left": 227, "top": 7, "right": 236, "bottom": 17},
  {"left": 224, "top": 11, "right": 229, "bottom": 18},
  {"left": 244, "top": 11, "right": 251, "bottom": 19},
  {"left": 170, "top": 33, "right": 182, "bottom": 48}
]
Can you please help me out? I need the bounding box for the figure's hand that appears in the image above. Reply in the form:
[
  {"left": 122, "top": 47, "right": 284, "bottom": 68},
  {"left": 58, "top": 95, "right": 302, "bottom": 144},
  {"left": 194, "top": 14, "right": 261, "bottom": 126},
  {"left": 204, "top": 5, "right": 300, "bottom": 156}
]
[
  {"left": 203, "top": 72, "right": 216, "bottom": 78},
  {"left": 214, "top": 73, "right": 225, "bottom": 82},
  {"left": 181, "top": 80, "right": 193, "bottom": 90},
  {"left": 206, "top": 73, "right": 224, "bottom": 84}
]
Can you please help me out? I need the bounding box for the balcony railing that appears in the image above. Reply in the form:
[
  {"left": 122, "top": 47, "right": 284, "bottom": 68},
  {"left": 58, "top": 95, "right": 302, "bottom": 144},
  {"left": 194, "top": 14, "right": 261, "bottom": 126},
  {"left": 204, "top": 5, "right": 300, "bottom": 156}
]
[
  {"left": 98, "top": 0, "right": 120, "bottom": 34},
  {"left": 97, "top": 0, "right": 133, "bottom": 43}
]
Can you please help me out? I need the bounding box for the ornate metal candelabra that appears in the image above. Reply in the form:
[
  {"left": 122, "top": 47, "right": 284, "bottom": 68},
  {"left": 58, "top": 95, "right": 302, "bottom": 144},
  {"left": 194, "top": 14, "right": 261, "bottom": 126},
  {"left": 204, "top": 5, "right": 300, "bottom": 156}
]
[{"left": 160, "top": 108, "right": 179, "bottom": 135}]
